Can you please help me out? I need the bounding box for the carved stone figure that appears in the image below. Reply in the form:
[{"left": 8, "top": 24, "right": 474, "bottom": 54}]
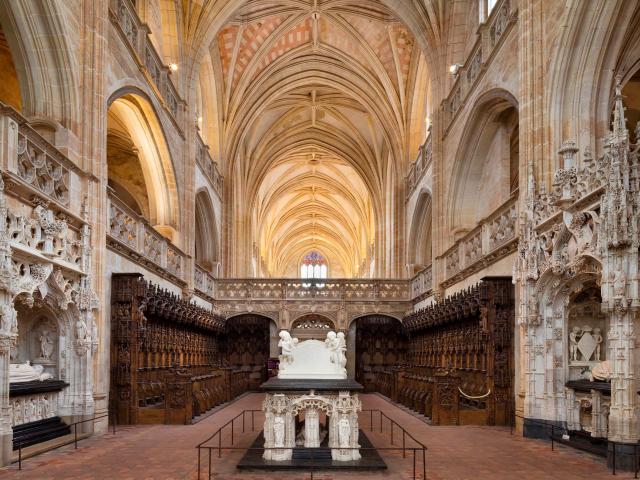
[
  {"left": 39, "top": 329, "right": 54, "bottom": 360},
  {"left": 10, "top": 361, "right": 53, "bottom": 383},
  {"left": 0, "top": 304, "right": 17, "bottom": 335},
  {"left": 76, "top": 317, "right": 88, "bottom": 341},
  {"left": 325, "top": 331, "right": 339, "bottom": 365},
  {"left": 42, "top": 395, "right": 51, "bottom": 418},
  {"left": 612, "top": 268, "right": 626, "bottom": 299},
  {"left": 569, "top": 326, "right": 581, "bottom": 361},
  {"left": 338, "top": 417, "right": 351, "bottom": 448},
  {"left": 278, "top": 331, "right": 297, "bottom": 368},
  {"left": 592, "top": 328, "right": 603, "bottom": 361},
  {"left": 336, "top": 332, "right": 347, "bottom": 370},
  {"left": 273, "top": 415, "right": 285, "bottom": 447}
]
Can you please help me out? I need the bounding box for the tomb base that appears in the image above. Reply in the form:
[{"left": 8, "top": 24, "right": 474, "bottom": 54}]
[{"left": 260, "top": 378, "right": 364, "bottom": 463}]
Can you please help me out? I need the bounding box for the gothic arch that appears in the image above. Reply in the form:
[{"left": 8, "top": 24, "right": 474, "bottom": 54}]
[
  {"left": 407, "top": 188, "right": 433, "bottom": 274},
  {"left": 447, "top": 88, "right": 519, "bottom": 234},
  {"left": 107, "top": 90, "right": 180, "bottom": 240},
  {"left": 0, "top": 0, "right": 79, "bottom": 128},
  {"left": 194, "top": 188, "right": 219, "bottom": 273},
  {"left": 546, "top": 0, "right": 640, "bottom": 167}
]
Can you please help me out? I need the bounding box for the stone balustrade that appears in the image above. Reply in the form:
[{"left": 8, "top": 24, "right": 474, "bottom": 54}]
[
  {"left": 0, "top": 104, "right": 86, "bottom": 210},
  {"left": 195, "top": 134, "right": 224, "bottom": 198},
  {"left": 411, "top": 265, "right": 433, "bottom": 301},
  {"left": 442, "top": 195, "right": 518, "bottom": 285},
  {"left": 406, "top": 133, "right": 432, "bottom": 197},
  {"left": 215, "top": 278, "right": 410, "bottom": 302},
  {"left": 109, "top": 0, "right": 183, "bottom": 129},
  {"left": 194, "top": 263, "right": 217, "bottom": 299},
  {"left": 107, "top": 192, "right": 186, "bottom": 283},
  {"left": 442, "top": 0, "right": 517, "bottom": 131}
]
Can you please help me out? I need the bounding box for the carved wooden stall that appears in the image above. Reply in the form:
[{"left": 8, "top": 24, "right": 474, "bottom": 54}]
[
  {"left": 223, "top": 315, "right": 270, "bottom": 391},
  {"left": 402, "top": 277, "right": 514, "bottom": 426},
  {"left": 110, "top": 273, "right": 243, "bottom": 425},
  {"left": 355, "top": 315, "right": 407, "bottom": 397}
]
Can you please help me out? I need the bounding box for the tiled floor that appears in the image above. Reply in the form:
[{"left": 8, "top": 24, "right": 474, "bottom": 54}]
[{"left": 0, "top": 392, "right": 623, "bottom": 479}]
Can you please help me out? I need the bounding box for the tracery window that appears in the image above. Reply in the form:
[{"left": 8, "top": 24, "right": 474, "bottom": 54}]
[{"left": 300, "top": 252, "right": 327, "bottom": 286}]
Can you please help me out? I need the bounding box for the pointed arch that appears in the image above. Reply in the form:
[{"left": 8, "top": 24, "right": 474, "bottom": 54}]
[
  {"left": 107, "top": 90, "right": 180, "bottom": 239},
  {"left": 194, "top": 188, "right": 219, "bottom": 272},
  {"left": 447, "top": 88, "right": 519, "bottom": 234},
  {"left": 408, "top": 189, "right": 433, "bottom": 274}
]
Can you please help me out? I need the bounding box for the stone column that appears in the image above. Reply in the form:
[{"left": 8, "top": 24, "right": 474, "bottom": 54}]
[{"left": 0, "top": 327, "right": 15, "bottom": 466}]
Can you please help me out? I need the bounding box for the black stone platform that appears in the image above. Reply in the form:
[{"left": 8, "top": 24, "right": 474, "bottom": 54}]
[
  {"left": 551, "top": 430, "right": 607, "bottom": 458},
  {"left": 237, "top": 429, "right": 386, "bottom": 471},
  {"left": 13, "top": 417, "right": 71, "bottom": 450},
  {"left": 10, "top": 380, "right": 68, "bottom": 397},
  {"left": 260, "top": 378, "right": 363, "bottom": 391}
]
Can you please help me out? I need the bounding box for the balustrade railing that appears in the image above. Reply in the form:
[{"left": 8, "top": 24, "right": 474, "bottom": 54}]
[
  {"left": 443, "top": 195, "right": 518, "bottom": 282},
  {"left": 109, "top": 0, "right": 183, "bottom": 128},
  {"left": 195, "top": 134, "right": 224, "bottom": 198},
  {"left": 107, "top": 192, "right": 186, "bottom": 281},
  {"left": 410, "top": 265, "right": 433, "bottom": 300},
  {"left": 215, "top": 278, "right": 410, "bottom": 302},
  {"left": 442, "top": 0, "right": 516, "bottom": 131},
  {"left": 0, "top": 104, "right": 87, "bottom": 209},
  {"left": 406, "top": 133, "right": 432, "bottom": 198},
  {"left": 194, "top": 263, "right": 217, "bottom": 298}
]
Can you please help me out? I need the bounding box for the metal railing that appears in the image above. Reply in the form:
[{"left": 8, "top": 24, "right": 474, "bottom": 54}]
[
  {"left": 16, "top": 413, "right": 116, "bottom": 470},
  {"left": 195, "top": 408, "right": 427, "bottom": 480},
  {"left": 513, "top": 414, "right": 640, "bottom": 477}
]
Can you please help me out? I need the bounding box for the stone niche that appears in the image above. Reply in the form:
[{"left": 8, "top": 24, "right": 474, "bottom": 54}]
[
  {"left": 13, "top": 309, "right": 60, "bottom": 379},
  {"left": 567, "top": 286, "right": 606, "bottom": 380}
]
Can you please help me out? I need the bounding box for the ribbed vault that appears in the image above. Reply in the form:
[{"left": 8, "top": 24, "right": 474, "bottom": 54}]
[{"left": 188, "top": 0, "right": 435, "bottom": 277}]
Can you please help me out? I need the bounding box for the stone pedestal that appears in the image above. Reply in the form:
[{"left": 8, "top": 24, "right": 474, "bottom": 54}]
[{"left": 261, "top": 378, "right": 362, "bottom": 462}]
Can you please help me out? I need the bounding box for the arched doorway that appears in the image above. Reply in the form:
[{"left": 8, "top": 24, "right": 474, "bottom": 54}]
[{"left": 353, "top": 315, "right": 407, "bottom": 393}]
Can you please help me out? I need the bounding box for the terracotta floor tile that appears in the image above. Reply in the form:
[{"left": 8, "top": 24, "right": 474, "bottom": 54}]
[{"left": 0, "top": 393, "right": 626, "bottom": 479}]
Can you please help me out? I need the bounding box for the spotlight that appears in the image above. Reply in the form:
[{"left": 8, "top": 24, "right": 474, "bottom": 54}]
[
  {"left": 449, "top": 63, "right": 461, "bottom": 76},
  {"left": 169, "top": 63, "right": 178, "bottom": 72}
]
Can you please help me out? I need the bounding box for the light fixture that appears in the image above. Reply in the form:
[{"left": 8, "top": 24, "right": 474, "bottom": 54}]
[
  {"left": 449, "top": 63, "right": 462, "bottom": 76},
  {"left": 197, "top": 116, "right": 203, "bottom": 123},
  {"left": 169, "top": 63, "right": 178, "bottom": 72}
]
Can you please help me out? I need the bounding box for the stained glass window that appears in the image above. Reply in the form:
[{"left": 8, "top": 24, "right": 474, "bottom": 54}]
[{"left": 300, "top": 251, "right": 327, "bottom": 284}]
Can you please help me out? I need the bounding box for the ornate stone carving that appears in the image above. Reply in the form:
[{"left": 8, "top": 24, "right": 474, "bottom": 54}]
[{"left": 11, "top": 392, "right": 58, "bottom": 427}]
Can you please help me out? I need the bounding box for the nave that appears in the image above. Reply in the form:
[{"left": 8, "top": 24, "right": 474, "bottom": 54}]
[{"left": 0, "top": 393, "right": 614, "bottom": 480}]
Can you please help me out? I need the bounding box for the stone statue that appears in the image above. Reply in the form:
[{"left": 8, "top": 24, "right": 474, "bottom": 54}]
[
  {"left": 76, "top": 318, "right": 88, "bottom": 341},
  {"left": 592, "top": 327, "right": 603, "bottom": 361},
  {"left": 273, "top": 415, "right": 285, "bottom": 447},
  {"left": 325, "top": 331, "right": 339, "bottom": 365},
  {"left": 590, "top": 360, "right": 612, "bottom": 382},
  {"left": 278, "top": 331, "right": 297, "bottom": 367},
  {"left": 612, "top": 268, "right": 626, "bottom": 299},
  {"left": 10, "top": 361, "right": 54, "bottom": 383},
  {"left": 0, "top": 304, "right": 17, "bottom": 335},
  {"left": 42, "top": 395, "right": 51, "bottom": 418},
  {"left": 569, "top": 326, "right": 581, "bottom": 361},
  {"left": 24, "top": 398, "right": 34, "bottom": 422},
  {"left": 336, "top": 332, "right": 347, "bottom": 371},
  {"left": 338, "top": 417, "right": 351, "bottom": 448},
  {"left": 39, "top": 330, "right": 54, "bottom": 360}
]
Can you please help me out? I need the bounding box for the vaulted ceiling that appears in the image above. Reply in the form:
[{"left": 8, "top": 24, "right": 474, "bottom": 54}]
[{"left": 191, "top": 0, "right": 435, "bottom": 277}]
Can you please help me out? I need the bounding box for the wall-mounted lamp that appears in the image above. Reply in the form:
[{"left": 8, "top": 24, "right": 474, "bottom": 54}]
[
  {"left": 169, "top": 63, "right": 178, "bottom": 73},
  {"left": 449, "top": 63, "right": 462, "bottom": 77}
]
